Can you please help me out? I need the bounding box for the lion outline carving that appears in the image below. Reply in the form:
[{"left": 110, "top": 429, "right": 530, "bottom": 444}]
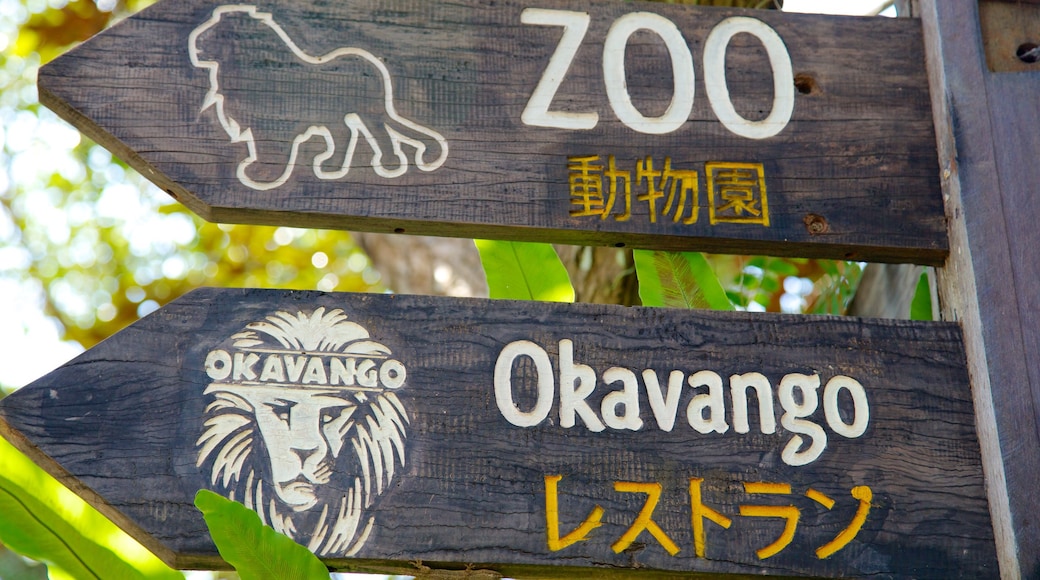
[
  {"left": 189, "top": 4, "right": 449, "bottom": 190},
  {"left": 196, "top": 308, "right": 409, "bottom": 556}
]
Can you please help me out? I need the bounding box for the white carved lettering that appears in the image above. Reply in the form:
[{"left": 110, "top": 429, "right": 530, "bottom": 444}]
[
  {"left": 559, "top": 339, "right": 605, "bottom": 431},
  {"left": 206, "top": 349, "right": 232, "bottom": 381},
  {"left": 703, "top": 16, "right": 794, "bottom": 139},
  {"left": 379, "top": 359, "right": 407, "bottom": 389},
  {"left": 601, "top": 367, "right": 643, "bottom": 430},
  {"left": 778, "top": 373, "right": 826, "bottom": 466},
  {"left": 494, "top": 340, "right": 555, "bottom": 427},
  {"left": 824, "top": 375, "right": 869, "bottom": 438},
  {"left": 302, "top": 356, "right": 328, "bottom": 385},
  {"left": 642, "top": 368, "right": 685, "bottom": 432},
  {"left": 284, "top": 354, "right": 307, "bottom": 382},
  {"left": 686, "top": 370, "right": 729, "bottom": 434},
  {"left": 233, "top": 352, "right": 260, "bottom": 381},
  {"left": 355, "top": 358, "right": 378, "bottom": 388},
  {"left": 521, "top": 10, "right": 793, "bottom": 138},
  {"left": 603, "top": 12, "right": 695, "bottom": 134},
  {"left": 259, "top": 354, "right": 286, "bottom": 382},
  {"left": 520, "top": 8, "right": 598, "bottom": 130},
  {"left": 330, "top": 357, "right": 357, "bottom": 386},
  {"left": 491, "top": 339, "right": 870, "bottom": 467},
  {"left": 729, "top": 372, "right": 777, "bottom": 434}
]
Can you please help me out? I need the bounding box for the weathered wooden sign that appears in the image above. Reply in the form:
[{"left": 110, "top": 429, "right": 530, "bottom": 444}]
[
  {"left": 38, "top": 0, "right": 946, "bottom": 264},
  {"left": 0, "top": 288, "right": 995, "bottom": 577}
]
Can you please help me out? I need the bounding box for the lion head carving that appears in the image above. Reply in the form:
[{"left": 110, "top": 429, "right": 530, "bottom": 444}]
[{"left": 196, "top": 308, "right": 409, "bottom": 556}]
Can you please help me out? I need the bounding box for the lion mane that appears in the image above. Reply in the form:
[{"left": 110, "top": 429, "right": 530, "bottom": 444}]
[{"left": 195, "top": 308, "right": 409, "bottom": 556}]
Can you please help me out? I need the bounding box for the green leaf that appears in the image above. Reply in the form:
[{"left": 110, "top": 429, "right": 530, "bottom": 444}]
[
  {"left": 634, "top": 250, "right": 734, "bottom": 310},
  {"left": 0, "top": 437, "right": 180, "bottom": 580},
  {"left": 0, "top": 485, "right": 95, "bottom": 579},
  {"left": 910, "top": 270, "right": 934, "bottom": 321},
  {"left": 765, "top": 258, "right": 800, "bottom": 277},
  {"left": 195, "top": 490, "right": 331, "bottom": 580},
  {"left": 474, "top": 240, "right": 574, "bottom": 302}
]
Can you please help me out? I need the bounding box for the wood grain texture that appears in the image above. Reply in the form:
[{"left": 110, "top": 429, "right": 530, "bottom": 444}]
[
  {"left": 921, "top": 0, "right": 1040, "bottom": 577},
  {"left": 37, "top": 0, "right": 947, "bottom": 264},
  {"left": 0, "top": 288, "right": 994, "bottom": 577}
]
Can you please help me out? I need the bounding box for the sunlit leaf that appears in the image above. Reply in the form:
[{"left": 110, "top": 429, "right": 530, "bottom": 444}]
[
  {"left": 195, "top": 490, "right": 331, "bottom": 580},
  {"left": 0, "top": 437, "right": 180, "bottom": 579},
  {"left": 910, "top": 270, "right": 934, "bottom": 321},
  {"left": 725, "top": 290, "right": 747, "bottom": 308},
  {"left": 474, "top": 240, "right": 574, "bottom": 302},
  {"left": 760, "top": 275, "right": 780, "bottom": 294},
  {"left": 634, "top": 250, "right": 733, "bottom": 310},
  {"left": 818, "top": 260, "right": 841, "bottom": 277},
  {"left": 765, "top": 258, "right": 800, "bottom": 277},
  {"left": 807, "top": 261, "right": 864, "bottom": 316},
  {"left": 0, "top": 486, "right": 93, "bottom": 579}
]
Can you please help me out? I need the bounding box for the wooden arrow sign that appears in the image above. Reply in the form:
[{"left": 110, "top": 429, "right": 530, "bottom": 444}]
[
  {"left": 0, "top": 288, "right": 995, "bottom": 577},
  {"left": 39, "top": 0, "right": 946, "bottom": 264}
]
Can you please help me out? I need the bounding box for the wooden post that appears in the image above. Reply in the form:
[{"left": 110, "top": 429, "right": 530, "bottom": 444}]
[{"left": 921, "top": 1, "right": 1040, "bottom": 577}]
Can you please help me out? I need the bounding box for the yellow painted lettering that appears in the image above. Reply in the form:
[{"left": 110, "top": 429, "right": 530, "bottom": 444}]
[
  {"left": 611, "top": 482, "right": 680, "bottom": 556},
  {"left": 816, "top": 486, "right": 872, "bottom": 559},
  {"left": 544, "top": 475, "right": 604, "bottom": 551},
  {"left": 689, "top": 477, "right": 732, "bottom": 558},
  {"left": 739, "top": 481, "right": 798, "bottom": 559}
]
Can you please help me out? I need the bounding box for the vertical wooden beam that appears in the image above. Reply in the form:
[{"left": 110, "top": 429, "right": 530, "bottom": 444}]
[{"left": 921, "top": 1, "right": 1040, "bottom": 577}]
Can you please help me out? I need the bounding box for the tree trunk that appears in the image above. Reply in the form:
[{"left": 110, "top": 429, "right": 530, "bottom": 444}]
[
  {"left": 846, "top": 263, "right": 924, "bottom": 319},
  {"left": 354, "top": 232, "right": 642, "bottom": 305},
  {"left": 352, "top": 233, "right": 488, "bottom": 297},
  {"left": 554, "top": 245, "right": 640, "bottom": 306}
]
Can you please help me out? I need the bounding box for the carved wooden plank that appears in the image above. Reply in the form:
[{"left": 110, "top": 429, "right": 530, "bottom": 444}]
[
  {"left": 38, "top": 0, "right": 946, "bottom": 264},
  {"left": 0, "top": 288, "right": 995, "bottom": 577}
]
